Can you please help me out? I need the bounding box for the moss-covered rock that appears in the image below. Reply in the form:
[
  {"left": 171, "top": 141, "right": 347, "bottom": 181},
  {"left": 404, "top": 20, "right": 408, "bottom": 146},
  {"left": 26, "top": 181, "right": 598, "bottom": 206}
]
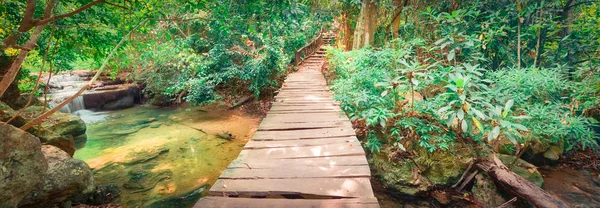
[
  {"left": 522, "top": 141, "right": 564, "bottom": 166},
  {"left": 1, "top": 103, "right": 82, "bottom": 156},
  {"left": 497, "top": 154, "right": 544, "bottom": 187},
  {"left": 371, "top": 144, "right": 473, "bottom": 196}
]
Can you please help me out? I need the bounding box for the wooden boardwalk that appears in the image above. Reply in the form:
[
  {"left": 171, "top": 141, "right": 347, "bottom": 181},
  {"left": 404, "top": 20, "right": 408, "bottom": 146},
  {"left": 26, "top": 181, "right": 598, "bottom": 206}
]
[{"left": 195, "top": 47, "right": 379, "bottom": 207}]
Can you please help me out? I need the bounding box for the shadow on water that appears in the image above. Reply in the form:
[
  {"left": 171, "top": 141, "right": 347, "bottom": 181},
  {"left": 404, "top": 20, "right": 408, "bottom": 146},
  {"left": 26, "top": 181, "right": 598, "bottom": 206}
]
[{"left": 73, "top": 104, "right": 261, "bottom": 207}]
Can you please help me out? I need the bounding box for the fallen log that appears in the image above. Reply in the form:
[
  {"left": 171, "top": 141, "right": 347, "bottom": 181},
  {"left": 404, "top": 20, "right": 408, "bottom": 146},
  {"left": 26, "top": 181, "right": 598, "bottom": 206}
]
[
  {"left": 228, "top": 96, "right": 254, "bottom": 110},
  {"left": 475, "top": 155, "right": 569, "bottom": 208}
]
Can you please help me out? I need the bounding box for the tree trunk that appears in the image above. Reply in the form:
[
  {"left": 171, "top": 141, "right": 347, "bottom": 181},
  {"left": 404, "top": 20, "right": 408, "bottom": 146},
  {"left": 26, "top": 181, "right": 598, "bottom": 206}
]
[
  {"left": 352, "top": 0, "right": 377, "bottom": 50},
  {"left": 475, "top": 155, "right": 570, "bottom": 208},
  {"left": 390, "top": 0, "right": 406, "bottom": 39},
  {"left": 340, "top": 9, "right": 353, "bottom": 51}
]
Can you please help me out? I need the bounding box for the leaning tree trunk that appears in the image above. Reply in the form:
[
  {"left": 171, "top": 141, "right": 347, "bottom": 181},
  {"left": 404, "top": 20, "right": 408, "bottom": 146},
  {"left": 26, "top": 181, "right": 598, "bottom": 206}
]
[
  {"left": 475, "top": 155, "right": 569, "bottom": 208},
  {"left": 352, "top": 0, "right": 377, "bottom": 50}
]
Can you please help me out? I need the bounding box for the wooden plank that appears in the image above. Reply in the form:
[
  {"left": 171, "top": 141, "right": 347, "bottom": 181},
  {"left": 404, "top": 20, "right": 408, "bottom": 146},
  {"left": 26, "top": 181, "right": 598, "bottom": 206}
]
[
  {"left": 228, "top": 156, "right": 368, "bottom": 169},
  {"left": 245, "top": 136, "right": 359, "bottom": 149},
  {"left": 269, "top": 105, "right": 339, "bottom": 111},
  {"left": 252, "top": 127, "right": 356, "bottom": 141},
  {"left": 220, "top": 165, "right": 371, "bottom": 179},
  {"left": 258, "top": 120, "right": 349, "bottom": 131},
  {"left": 195, "top": 197, "right": 380, "bottom": 208},
  {"left": 268, "top": 109, "right": 342, "bottom": 114},
  {"left": 237, "top": 143, "right": 365, "bottom": 159},
  {"left": 263, "top": 113, "right": 346, "bottom": 122},
  {"left": 209, "top": 178, "right": 375, "bottom": 198}
]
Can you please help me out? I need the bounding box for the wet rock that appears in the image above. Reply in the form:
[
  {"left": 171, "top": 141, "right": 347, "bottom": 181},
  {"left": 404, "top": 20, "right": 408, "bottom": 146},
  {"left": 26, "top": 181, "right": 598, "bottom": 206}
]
[
  {"left": 123, "top": 170, "right": 172, "bottom": 193},
  {"left": 472, "top": 173, "right": 508, "bottom": 207},
  {"left": 522, "top": 141, "right": 563, "bottom": 166},
  {"left": 104, "top": 96, "right": 134, "bottom": 110},
  {"left": 1, "top": 104, "right": 83, "bottom": 156},
  {"left": 123, "top": 147, "right": 170, "bottom": 165},
  {"left": 497, "top": 154, "right": 544, "bottom": 187},
  {"left": 93, "top": 119, "right": 155, "bottom": 138},
  {"left": 76, "top": 183, "right": 121, "bottom": 205},
  {"left": 0, "top": 123, "right": 47, "bottom": 208},
  {"left": 24, "top": 106, "right": 87, "bottom": 138},
  {"left": 370, "top": 144, "right": 473, "bottom": 195},
  {"left": 149, "top": 95, "right": 173, "bottom": 107},
  {"left": 217, "top": 131, "right": 235, "bottom": 140},
  {"left": 83, "top": 84, "right": 140, "bottom": 109},
  {"left": 19, "top": 145, "right": 94, "bottom": 207},
  {"left": 12, "top": 94, "right": 44, "bottom": 109},
  {"left": 147, "top": 184, "right": 209, "bottom": 208},
  {"left": 150, "top": 123, "right": 162, "bottom": 128}
]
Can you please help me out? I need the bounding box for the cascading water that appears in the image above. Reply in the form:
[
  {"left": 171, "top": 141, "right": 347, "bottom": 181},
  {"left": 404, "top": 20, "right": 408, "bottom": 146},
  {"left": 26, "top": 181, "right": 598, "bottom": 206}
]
[
  {"left": 46, "top": 73, "right": 89, "bottom": 114},
  {"left": 57, "top": 96, "right": 86, "bottom": 113}
]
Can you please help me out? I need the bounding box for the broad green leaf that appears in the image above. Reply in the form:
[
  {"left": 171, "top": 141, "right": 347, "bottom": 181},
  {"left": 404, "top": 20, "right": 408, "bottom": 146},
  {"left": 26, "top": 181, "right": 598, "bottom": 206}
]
[
  {"left": 457, "top": 109, "right": 465, "bottom": 120},
  {"left": 492, "top": 126, "right": 500, "bottom": 140},
  {"left": 461, "top": 119, "right": 468, "bottom": 132},
  {"left": 504, "top": 99, "right": 514, "bottom": 111},
  {"left": 512, "top": 123, "right": 529, "bottom": 131},
  {"left": 448, "top": 49, "right": 456, "bottom": 61}
]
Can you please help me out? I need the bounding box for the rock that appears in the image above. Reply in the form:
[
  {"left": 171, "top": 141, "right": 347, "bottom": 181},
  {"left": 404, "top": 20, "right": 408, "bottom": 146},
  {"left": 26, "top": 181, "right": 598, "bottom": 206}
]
[
  {"left": 1, "top": 104, "right": 83, "bottom": 156},
  {"left": 76, "top": 183, "right": 121, "bottom": 205},
  {"left": 147, "top": 184, "right": 209, "bottom": 208},
  {"left": 82, "top": 84, "right": 140, "bottom": 109},
  {"left": 370, "top": 144, "right": 473, "bottom": 195},
  {"left": 12, "top": 94, "right": 44, "bottom": 109},
  {"left": 104, "top": 95, "right": 135, "bottom": 110},
  {"left": 149, "top": 95, "right": 173, "bottom": 107},
  {"left": 0, "top": 101, "right": 28, "bottom": 127},
  {"left": 19, "top": 145, "right": 94, "bottom": 207},
  {"left": 24, "top": 106, "right": 87, "bottom": 138},
  {"left": 472, "top": 173, "right": 508, "bottom": 207},
  {"left": 0, "top": 123, "right": 47, "bottom": 208},
  {"left": 217, "top": 131, "right": 235, "bottom": 140},
  {"left": 522, "top": 141, "right": 563, "bottom": 166},
  {"left": 123, "top": 147, "right": 170, "bottom": 165},
  {"left": 497, "top": 154, "right": 544, "bottom": 187},
  {"left": 150, "top": 123, "right": 162, "bottom": 128},
  {"left": 123, "top": 169, "right": 172, "bottom": 193}
]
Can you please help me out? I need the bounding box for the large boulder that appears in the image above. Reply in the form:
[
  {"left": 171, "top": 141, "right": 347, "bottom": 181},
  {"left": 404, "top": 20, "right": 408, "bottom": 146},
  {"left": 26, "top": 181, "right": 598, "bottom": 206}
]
[
  {"left": 24, "top": 106, "right": 87, "bottom": 138},
  {"left": 370, "top": 144, "right": 473, "bottom": 195},
  {"left": 1, "top": 103, "right": 80, "bottom": 156},
  {"left": 83, "top": 84, "right": 140, "bottom": 109},
  {"left": 18, "top": 145, "right": 94, "bottom": 207},
  {"left": 0, "top": 123, "right": 47, "bottom": 208}
]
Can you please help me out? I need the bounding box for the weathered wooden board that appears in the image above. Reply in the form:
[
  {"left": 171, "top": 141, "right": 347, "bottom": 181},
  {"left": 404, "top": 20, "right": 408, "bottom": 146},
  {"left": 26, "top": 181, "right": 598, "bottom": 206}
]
[
  {"left": 219, "top": 165, "right": 371, "bottom": 179},
  {"left": 252, "top": 127, "right": 356, "bottom": 141},
  {"left": 258, "top": 120, "right": 349, "bottom": 131},
  {"left": 237, "top": 143, "right": 365, "bottom": 159},
  {"left": 228, "top": 156, "right": 368, "bottom": 169},
  {"left": 244, "top": 136, "right": 359, "bottom": 149},
  {"left": 210, "top": 178, "right": 375, "bottom": 198},
  {"left": 196, "top": 197, "right": 380, "bottom": 208}
]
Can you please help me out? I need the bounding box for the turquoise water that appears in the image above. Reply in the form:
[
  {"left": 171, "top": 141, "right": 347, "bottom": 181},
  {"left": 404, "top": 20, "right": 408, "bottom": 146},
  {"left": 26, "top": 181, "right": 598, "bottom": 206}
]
[{"left": 73, "top": 104, "right": 260, "bottom": 207}]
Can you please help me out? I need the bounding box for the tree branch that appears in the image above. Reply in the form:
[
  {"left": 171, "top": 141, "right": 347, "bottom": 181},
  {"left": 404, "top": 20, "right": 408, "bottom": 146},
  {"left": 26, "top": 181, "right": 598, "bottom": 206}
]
[{"left": 33, "top": 0, "right": 106, "bottom": 26}]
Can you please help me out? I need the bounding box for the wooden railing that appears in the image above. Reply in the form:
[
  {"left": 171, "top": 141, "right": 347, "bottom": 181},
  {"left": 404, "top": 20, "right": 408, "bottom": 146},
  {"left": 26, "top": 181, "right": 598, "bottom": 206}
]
[{"left": 294, "top": 28, "right": 325, "bottom": 67}]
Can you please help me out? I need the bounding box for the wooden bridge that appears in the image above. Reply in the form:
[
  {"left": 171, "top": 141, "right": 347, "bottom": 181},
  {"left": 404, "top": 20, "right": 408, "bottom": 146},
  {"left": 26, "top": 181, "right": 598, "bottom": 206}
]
[{"left": 195, "top": 32, "right": 379, "bottom": 208}]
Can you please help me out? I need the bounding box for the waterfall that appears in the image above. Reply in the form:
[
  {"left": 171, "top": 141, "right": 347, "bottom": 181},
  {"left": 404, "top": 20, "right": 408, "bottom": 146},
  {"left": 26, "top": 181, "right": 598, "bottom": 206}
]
[{"left": 57, "top": 96, "right": 86, "bottom": 113}]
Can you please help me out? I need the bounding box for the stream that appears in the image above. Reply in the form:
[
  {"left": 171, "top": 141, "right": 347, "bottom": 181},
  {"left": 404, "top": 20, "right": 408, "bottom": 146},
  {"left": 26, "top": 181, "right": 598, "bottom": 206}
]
[{"left": 72, "top": 104, "right": 260, "bottom": 207}]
